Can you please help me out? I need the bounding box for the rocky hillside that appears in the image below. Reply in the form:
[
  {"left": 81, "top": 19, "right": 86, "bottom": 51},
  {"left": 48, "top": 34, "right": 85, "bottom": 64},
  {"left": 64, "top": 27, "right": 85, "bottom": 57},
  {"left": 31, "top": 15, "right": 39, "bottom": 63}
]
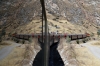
[
  {"left": 0, "top": 0, "right": 100, "bottom": 35},
  {"left": 0, "top": 0, "right": 42, "bottom": 33},
  {"left": 46, "top": 0, "right": 100, "bottom": 25}
]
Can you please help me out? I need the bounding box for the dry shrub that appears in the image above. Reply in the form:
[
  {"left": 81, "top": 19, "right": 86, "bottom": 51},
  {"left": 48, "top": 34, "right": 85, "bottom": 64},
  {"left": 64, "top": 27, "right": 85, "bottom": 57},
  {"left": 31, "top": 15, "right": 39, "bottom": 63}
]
[
  {"left": 92, "top": 42, "right": 100, "bottom": 45},
  {"left": 0, "top": 41, "right": 11, "bottom": 45},
  {"left": 0, "top": 46, "right": 25, "bottom": 66}
]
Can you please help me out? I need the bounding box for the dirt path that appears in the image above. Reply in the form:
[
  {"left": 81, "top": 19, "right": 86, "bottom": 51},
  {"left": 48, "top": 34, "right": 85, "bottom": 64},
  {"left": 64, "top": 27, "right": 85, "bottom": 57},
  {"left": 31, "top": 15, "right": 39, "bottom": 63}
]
[
  {"left": 81, "top": 41, "right": 100, "bottom": 59},
  {"left": 0, "top": 41, "right": 21, "bottom": 61}
]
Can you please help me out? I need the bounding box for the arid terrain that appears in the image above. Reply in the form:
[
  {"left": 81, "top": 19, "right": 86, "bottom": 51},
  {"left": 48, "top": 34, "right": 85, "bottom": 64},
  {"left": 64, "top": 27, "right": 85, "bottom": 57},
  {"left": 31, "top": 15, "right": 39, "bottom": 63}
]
[
  {"left": 57, "top": 38, "right": 100, "bottom": 66},
  {"left": 0, "top": 0, "right": 100, "bottom": 66}
]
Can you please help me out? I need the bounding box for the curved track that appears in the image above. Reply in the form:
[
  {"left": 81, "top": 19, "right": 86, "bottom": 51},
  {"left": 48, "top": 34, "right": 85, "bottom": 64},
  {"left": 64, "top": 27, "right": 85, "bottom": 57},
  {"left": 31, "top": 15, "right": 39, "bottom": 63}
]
[{"left": 32, "top": 41, "right": 64, "bottom": 66}]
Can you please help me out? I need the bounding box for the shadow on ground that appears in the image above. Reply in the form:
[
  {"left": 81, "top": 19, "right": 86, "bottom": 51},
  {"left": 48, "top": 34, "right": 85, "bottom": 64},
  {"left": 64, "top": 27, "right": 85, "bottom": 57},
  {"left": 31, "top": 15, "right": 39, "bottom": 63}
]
[{"left": 32, "top": 41, "right": 64, "bottom": 66}]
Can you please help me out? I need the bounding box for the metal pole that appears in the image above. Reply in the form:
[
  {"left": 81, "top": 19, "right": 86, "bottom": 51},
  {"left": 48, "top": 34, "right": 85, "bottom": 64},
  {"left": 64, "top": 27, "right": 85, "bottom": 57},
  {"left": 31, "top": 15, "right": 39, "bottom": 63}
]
[
  {"left": 40, "top": 1, "right": 44, "bottom": 66},
  {"left": 40, "top": 0, "right": 49, "bottom": 66},
  {"left": 41, "top": 1, "right": 44, "bottom": 43}
]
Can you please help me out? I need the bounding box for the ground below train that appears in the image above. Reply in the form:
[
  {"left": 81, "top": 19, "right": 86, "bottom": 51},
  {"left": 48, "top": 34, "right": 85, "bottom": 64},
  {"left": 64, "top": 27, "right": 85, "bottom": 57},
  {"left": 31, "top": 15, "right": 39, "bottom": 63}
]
[{"left": 0, "top": 39, "right": 100, "bottom": 66}]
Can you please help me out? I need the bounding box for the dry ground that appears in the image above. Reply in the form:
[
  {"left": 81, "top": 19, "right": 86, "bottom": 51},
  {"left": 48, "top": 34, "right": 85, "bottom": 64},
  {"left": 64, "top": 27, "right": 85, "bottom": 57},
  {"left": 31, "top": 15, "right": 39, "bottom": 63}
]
[
  {"left": 0, "top": 41, "right": 11, "bottom": 49},
  {"left": 74, "top": 44, "right": 100, "bottom": 66},
  {"left": 0, "top": 45, "right": 5, "bottom": 49},
  {"left": 0, "top": 39, "right": 41, "bottom": 66},
  {"left": 12, "top": 11, "right": 97, "bottom": 35},
  {"left": 91, "top": 41, "right": 100, "bottom": 47},
  {"left": 1, "top": 39, "right": 100, "bottom": 66},
  {"left": 0, "top": 46, "right": 25, "bottom": 66},
  {"left": 58, "top": 39, "right": 100, "bottom": 66}
]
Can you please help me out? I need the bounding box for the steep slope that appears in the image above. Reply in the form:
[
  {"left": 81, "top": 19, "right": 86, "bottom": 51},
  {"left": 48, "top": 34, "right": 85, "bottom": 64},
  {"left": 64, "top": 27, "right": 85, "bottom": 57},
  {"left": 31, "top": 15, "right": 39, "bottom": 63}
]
[
  {"left": 0, "top": 0, "right": 42, "bottom": 33},
  {"left": 13, "top": 11, "right": 97, "bottom": 35},
  {"left": 0, "top": 0, "right": 99, "bottom": 35},
  {"left": 46, "top": 0, "right": 100, "bottom": 25}
]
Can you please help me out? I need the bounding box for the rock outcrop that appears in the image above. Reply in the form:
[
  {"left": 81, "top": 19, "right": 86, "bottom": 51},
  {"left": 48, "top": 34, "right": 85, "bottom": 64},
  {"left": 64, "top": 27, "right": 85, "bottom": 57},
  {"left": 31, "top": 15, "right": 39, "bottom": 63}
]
[{"left": 0, "top": 0, "right": 100, "bottom": 34}]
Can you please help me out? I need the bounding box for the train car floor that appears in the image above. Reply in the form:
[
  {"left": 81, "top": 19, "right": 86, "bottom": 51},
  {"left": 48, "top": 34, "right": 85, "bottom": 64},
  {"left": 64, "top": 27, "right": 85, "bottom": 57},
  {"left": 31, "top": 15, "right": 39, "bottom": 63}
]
[{"left": 32, "top": 42, "right": 64, "bottom": 66}]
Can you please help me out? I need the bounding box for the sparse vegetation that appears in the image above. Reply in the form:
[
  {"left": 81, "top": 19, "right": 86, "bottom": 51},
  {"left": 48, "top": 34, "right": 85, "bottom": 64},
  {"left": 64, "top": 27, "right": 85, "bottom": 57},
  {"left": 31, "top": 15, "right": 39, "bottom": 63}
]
[
  {"left": 75, "top": 45, "right": 100, "bottom": 66},
  {"left": 97, "top": 29, "right": 100, "bottom": 37},
  {"left": 8, "top": 33, "right": 11, "bottom": 37},
  {"left": 53, "top": 18, "right": 57, "bottom": 21},
  {"left": 16, "top": 39, "right": 19, "bottom": 43},
  {"left": 0, "top": 39, "right": 37, "bottom": 66},
  {"left": 66, "top": 36, "right": 71, "bottom": 43},
  {"left": 88, "top": 37, "right": 91, "bottom": 40},
  {"left": 12, "top": 37, "right": 15, "bottom": 41},
  {"left": 76, "top": 40, "right": 79, "bottom": 44},
  {"left": 56, "top": 17, "right": 59, "bottom": 19},
  {"left": 79, "top": 30, "right": 81, "bottom": 32},
  {"left": 0, "top": 41, "right": 11, "bottom": 45},
  {"left": 91, "top": 41, "right": 100, "bottom": 46},
  {"left": 0, "top": 36, "right": 2, "bottom": 42},
  {"left": 28, "top": 36, "right": 32, "bottom": 43},
  {"left": 22, "top": 40, "right": 25, "bottom": 44},
  {"left": 0, "top": 28, "right": 6, "bottom": 42},
  {"left": 85, "top": 37, "right": 88, "bottom": 41},
  {"left": 82, "top": 39, "right": 86, "bottom": 43},
  {"left": 91, "top": 33, "right": 94, "bottom": 37},
  {"left": 1, "top": 28, "right": 6, "bottom": 37},
  {"left": 0, "top": 41, "right": 11, "bottom": 49},
  {"left": 0, "top": 0, "right": 99, "bottom": 66}
]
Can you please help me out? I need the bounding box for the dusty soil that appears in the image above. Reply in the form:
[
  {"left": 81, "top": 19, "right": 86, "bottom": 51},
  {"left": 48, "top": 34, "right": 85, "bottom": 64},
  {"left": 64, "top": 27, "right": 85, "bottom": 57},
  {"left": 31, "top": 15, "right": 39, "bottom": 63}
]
[
  {"left": 74, "top": 46, "right": 100, "bottom": 66},
  {"left": 0, "top": 39, "right": 41, "bottom": 66},
  {"left": 0, "top": 45, "right": 4, "bottom": 49},
  {"left": 1, "top": 39, "right": 100, "bottom": 66},
  {"left": 13, "top": 11, "right": 97, "bottom": 35},
  {"left": 0, "top": 41, "right": 11, "bottom": 49},
  {"left": 58, "top": 39, "right": 100, "bottom": 66},
  {"left": 91, "top": 40, "right": 100, "bottom": 47},
  {"left": 57, "top": 38, "right": 78, "bottom": 66}
]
